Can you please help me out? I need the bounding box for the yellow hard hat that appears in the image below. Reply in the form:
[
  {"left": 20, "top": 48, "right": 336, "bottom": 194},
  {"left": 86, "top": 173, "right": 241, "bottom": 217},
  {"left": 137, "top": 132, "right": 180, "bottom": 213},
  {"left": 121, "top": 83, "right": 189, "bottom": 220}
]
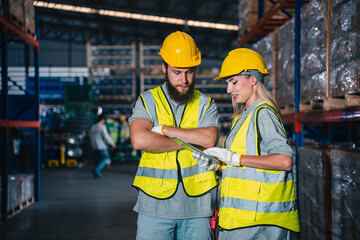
[
  {"left": 158, "top": 31, "right": 201, "bottom": 68},
  {"left": 214, "top": 48, "right": 269, "bottom": 81}
]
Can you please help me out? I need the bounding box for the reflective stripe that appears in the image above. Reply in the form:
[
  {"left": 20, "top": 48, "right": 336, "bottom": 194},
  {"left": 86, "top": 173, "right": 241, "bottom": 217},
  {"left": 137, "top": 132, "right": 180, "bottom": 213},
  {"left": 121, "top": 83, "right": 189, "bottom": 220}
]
[
  {"left": 221, "top": 197, "right": 298, "bottom": 213},
  {"left": 137, "top": 166, "right": 178, "bottom": 179},
  {"left": 224, "top": 166, "right": 291, "bottom": 183},
  {"left": 181, "top": 165, "right": 208, "bottom": 178}
]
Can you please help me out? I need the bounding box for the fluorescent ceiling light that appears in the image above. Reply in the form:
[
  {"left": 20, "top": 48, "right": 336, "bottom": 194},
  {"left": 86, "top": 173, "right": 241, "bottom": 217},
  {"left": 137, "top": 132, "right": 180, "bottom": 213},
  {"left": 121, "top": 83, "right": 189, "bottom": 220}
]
[{"left": 33, "top": 1, "right": 239, "bottom": 31}]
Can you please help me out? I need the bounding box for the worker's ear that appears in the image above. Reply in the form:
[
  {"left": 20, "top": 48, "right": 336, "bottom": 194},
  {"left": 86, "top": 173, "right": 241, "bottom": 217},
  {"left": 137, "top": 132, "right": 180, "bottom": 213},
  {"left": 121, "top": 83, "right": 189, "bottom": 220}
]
[
  {"left": 250, "top": 75, "right": 258, "bottom": 86},
  {"left": 162, "top": 62, "right": 167, "bottom": 74}
]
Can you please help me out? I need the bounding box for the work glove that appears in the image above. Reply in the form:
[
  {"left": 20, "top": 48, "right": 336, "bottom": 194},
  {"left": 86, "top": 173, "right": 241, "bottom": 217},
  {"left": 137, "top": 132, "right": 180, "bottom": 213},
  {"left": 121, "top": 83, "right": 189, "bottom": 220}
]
[
  {"left": 192, "top": 152, "right": 221, "bottom": 171},
  {"left": 204, "top": 147, "right": 242, "bottom": 167},
  {"left": 151, "top": 125, "right": 165, "bottom": 135}
]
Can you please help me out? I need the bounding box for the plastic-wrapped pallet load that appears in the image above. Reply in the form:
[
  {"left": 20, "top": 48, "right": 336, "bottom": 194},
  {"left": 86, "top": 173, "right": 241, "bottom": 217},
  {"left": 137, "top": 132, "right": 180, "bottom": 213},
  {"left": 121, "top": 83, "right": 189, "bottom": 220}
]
[
  {"left": 330, "top": 149, "right": 360, "bottom": 240},
  {"left": 24, "top": 0, "right": 36, "bottom": 38},
  {"left": 277, "top": 18, "right": 295, "bottom": 108},
  {"left": 300, "top": 0, "right": 328, "bottom": 103},
  {"left": 298, "top": 147, "right": 332, "bottom": 240},
  {"left": 252, "top": 32, "right": 274, "bottom": 94},
  {"left": 330, "top": 0, "right": 360, "bottom": 97},
  {"left": 19, "top": 174, "right": 34, "bottom": 204},
  {"left": 237, "top": 0, "right": 252, "bottom": 40},
  {"left": 6, "top": 0, "right": 24, "bottom": 30}
]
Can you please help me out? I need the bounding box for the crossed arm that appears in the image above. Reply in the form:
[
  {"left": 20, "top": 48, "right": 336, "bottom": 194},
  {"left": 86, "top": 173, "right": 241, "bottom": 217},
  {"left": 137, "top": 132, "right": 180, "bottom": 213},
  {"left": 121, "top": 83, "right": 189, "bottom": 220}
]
[{"left": 130, "top": 118, "right": 219, "bottom": 152}]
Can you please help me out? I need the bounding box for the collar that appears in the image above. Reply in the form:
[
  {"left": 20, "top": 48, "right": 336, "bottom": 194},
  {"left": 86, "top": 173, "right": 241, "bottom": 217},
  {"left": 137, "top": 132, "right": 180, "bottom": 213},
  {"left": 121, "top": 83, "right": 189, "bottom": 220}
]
[{"left": 242, "top": 98, "right": 264, "bottom": 117}]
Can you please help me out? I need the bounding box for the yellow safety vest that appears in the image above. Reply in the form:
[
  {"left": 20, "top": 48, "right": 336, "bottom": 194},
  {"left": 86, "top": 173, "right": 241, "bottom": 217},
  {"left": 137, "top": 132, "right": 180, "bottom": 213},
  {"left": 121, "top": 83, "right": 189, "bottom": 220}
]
[
  {"left": 133, "top": 86, "right": 218, "bottom": 199},
  {"left": 219, "top": 100, "right": 300, "bottom": 232}
]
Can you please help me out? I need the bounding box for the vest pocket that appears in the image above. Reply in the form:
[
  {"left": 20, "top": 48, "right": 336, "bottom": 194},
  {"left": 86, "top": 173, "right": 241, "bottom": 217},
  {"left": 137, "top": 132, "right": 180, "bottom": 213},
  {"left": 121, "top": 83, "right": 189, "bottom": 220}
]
[
  {"left": 195, "top": 171, "right": 214, "bottom": 182},
  {"left": 229, "top": 178, "right": 261, "bottom": 199}
]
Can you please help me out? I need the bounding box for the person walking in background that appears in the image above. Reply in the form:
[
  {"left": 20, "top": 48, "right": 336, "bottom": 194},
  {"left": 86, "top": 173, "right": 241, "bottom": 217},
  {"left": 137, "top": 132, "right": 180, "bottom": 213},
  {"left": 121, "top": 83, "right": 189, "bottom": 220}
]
[
  {"left": 119, "top": 115, "right": 132, "bottom": 159},
  {"left": 90, "top": 113, "right": 116, "bottom": 179},
  {"left": 129, "top": 31, "right": 221, "bottom": 240},
  {"left": 192, "top": 48, "right": 300, "bottom": 239}
]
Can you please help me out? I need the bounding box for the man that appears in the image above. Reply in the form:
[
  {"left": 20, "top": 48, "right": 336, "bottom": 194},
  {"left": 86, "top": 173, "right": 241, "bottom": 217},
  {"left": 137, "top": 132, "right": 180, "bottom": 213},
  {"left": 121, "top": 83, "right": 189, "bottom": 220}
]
[
  {"left": 129, "top": 31, "right": 220, "bottom": 240},
  {"left": 89, "top": 113, "right": 116, "bottom": 179}
]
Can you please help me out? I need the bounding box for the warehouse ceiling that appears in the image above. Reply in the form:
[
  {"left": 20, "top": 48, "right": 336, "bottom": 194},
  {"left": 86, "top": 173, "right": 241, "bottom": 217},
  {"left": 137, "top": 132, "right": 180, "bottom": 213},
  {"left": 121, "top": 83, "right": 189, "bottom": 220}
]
[{"left": 35, "top": 0, "right": 240, "bottom": 60}]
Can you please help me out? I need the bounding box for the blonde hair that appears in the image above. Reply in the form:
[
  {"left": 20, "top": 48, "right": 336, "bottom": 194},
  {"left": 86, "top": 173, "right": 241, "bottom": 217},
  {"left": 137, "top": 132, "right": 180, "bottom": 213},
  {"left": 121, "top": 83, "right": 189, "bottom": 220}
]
[{"left": 232, "top": 78, "right": 281, "bottom": 119}]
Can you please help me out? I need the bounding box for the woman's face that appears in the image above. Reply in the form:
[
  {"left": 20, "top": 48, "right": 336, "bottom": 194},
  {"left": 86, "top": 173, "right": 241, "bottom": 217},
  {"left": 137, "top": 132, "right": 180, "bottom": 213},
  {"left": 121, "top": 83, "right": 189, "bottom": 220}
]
[{"left": 226, "top": 75, "right": 257, "bottom": 106}]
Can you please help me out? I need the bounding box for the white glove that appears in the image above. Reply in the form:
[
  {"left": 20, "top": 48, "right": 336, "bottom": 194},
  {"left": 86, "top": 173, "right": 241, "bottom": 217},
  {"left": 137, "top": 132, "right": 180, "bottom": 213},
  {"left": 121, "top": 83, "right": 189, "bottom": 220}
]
[
  {"left": 204, "top": 147, "right": 242, "bottom": 167},
  {"left": 151, "top": 125, "right": 165, "bottom": 135},
  {"left": 192, "top": 152, "right": 220, "bottom": 171}
]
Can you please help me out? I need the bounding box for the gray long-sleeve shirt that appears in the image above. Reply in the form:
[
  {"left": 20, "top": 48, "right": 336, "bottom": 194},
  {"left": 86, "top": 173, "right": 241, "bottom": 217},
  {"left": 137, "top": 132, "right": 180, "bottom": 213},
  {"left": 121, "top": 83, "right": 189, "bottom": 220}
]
[{"left": 90, "top": 123, "right": 114, "bottom": 150}]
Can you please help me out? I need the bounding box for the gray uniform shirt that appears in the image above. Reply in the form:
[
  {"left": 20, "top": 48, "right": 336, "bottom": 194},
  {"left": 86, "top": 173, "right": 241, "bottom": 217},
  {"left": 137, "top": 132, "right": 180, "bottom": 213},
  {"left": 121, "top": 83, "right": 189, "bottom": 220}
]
[
  {"left": 129, "top": 83, "right": 221, "bottom": 219},
  {"left": 90, "top": 123, "right": 115, "bottom": 150}
]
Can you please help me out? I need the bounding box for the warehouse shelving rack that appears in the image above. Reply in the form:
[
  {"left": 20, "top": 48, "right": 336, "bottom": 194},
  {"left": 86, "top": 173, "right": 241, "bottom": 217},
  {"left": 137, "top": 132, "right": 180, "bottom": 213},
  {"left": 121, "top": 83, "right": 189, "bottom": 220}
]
[
  {"left": 87, "top": 42, "right": 139, "bottom": 162},
  {"left": 87, "top": 42, "right": 136, "bottom": 119},
  {"left": 237, "top": 3, "right": 360, "bottom": 228},
  {"left": 139, "top": 42, "right": 233, "bottom": 137},
  {"left": 0, "top": 13, "right": 40, "bottom": 222},
  {"left": 238, "top": 0, "right": 360, "bottom": 142}
]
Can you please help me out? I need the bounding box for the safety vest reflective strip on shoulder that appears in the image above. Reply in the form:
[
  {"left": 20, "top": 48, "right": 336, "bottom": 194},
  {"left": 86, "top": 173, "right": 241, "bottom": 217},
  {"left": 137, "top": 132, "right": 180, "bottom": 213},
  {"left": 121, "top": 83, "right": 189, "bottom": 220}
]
[
  {"left": 133, "top": 86, "right": 218, "bottom": 199},
  {"left": 219, "top": 100, "right": 300, "bottom": 232}
]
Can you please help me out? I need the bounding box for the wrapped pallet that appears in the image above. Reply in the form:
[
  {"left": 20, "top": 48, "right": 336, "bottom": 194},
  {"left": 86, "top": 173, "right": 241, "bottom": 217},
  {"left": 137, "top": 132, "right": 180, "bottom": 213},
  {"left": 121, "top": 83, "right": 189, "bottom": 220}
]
[
  {"left": 238, "top": 0, "right": 295, "bottom": 40},
  {"left": 6, "top": 0, "right": 25, "bottom": 30},
  {"left": 252, "top": 32, "right": 274, "bottom": 94},
  {"left": 330, "top": 0, "right": 360, "bottom": 96},
  {"left": 24, "top": 0, "right": 36, "bottom": 38},
  {"left": 300, "top": 0, "right": 328, "bottom": 103},
  {"left": 277, "top": 18, "right": 295, "bottom": 108},
  {"left": 238, "top": 0, "right": 252, "bottom": 39},
  {"left": 330, "top": 149, "right": 360, "bottom": 240},
  {"left": 298, "top": 147, "right": 332, "bottom": 240}
]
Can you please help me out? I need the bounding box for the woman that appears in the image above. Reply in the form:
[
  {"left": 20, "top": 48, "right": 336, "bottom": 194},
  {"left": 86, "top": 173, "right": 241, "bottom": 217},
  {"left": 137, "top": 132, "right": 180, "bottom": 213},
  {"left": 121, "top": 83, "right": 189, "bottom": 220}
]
[{"left": 193, "top": 48, "right": 300, "bottom": 239}]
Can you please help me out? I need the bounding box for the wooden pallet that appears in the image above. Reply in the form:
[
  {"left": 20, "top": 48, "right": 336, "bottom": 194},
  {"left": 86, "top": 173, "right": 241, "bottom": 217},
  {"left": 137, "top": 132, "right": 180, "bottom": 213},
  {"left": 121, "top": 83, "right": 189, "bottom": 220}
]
[
  {"left": 345, "top": 93, "right": 360, "bottom": 107},
  {"left": 279, "top": 93, "right": 359, "bottom": 114},
  {"left": 4, "top": 197, "right": 34, "bottom": 221},
  {"left": 299, "top": 102, "right": 312, "bottom": 112},
  {"left": 310, "top": 100, "right": 324, "bottom": 110},
  {"left": 280, "top": 104, "right": 294, "bottom": 115},
  {"left": 323, "top": 96, "right": 346, "bottom": 110}
]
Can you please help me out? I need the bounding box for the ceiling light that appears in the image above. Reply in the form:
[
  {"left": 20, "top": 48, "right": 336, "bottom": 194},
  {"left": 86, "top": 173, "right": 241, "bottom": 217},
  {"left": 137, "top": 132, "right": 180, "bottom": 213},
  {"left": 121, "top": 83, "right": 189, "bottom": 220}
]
[{"left": 34, "top": 1, "right": 238, "bottom": 31}]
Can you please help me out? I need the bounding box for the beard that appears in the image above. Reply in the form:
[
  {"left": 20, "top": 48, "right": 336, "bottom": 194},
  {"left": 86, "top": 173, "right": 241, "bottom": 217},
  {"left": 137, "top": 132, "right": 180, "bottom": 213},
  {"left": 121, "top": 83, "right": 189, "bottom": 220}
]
[{"left": 165, "top": 73, "right": 195, "bottom": 105}]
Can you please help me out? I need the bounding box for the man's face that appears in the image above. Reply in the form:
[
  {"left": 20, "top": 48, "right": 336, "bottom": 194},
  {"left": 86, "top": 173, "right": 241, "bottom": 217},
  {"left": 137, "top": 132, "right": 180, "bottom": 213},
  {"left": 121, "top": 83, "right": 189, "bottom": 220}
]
[{"left": 162, "top": 63, "right": 195, "bottom": 104}]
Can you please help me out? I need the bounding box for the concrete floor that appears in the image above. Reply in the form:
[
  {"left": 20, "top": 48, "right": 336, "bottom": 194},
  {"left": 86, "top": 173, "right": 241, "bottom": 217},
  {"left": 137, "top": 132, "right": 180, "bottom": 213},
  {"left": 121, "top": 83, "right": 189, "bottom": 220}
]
[{"left": 0, "top": 162, "right": 139, "bottom": 240}]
